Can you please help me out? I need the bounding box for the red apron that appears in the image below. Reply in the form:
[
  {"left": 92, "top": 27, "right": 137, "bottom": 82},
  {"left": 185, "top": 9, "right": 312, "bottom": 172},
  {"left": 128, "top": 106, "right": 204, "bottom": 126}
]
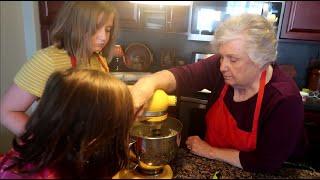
[
  {"left": 205, "top": 70, "right": 266, "bottom": 152},
  {"left": 70, "top": 54, "right": 109, "bottom": 72}
]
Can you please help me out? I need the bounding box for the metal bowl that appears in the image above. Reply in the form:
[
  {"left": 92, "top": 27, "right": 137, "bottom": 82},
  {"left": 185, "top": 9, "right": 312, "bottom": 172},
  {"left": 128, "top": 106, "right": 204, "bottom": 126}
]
[{"left": 129, "top": 116, "right": 183, "bottom": 169}]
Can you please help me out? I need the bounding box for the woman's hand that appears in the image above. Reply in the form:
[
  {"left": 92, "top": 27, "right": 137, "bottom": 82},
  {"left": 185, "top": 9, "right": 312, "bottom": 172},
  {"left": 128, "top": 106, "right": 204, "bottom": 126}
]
[
  {"left": 186, "top": 136, "right": 242, "bottom": 168},
  {"left": 129, "top": 70, "right": 177, "bottom": 119},
  {"left": 185, "top": 136, "right": 215, "bottom": 159},
  {"left": 128, "top": 76, "right": 156, "bottom": 117}
]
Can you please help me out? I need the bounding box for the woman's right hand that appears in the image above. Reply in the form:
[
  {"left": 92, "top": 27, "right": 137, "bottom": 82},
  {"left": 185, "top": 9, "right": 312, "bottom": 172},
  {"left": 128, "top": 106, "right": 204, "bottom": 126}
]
[
  {"left": 129, "top": 76, "right": 156, "bottom": 118},
  {"left": 129, "top": 70, "right": 177, "bottom": 119}
]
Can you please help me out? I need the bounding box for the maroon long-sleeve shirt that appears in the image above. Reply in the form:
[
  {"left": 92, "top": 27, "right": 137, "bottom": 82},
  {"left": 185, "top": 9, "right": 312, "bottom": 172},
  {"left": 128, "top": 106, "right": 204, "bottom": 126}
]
[{"left": 169, "top": 54, "right": 307, "bottom": 173}]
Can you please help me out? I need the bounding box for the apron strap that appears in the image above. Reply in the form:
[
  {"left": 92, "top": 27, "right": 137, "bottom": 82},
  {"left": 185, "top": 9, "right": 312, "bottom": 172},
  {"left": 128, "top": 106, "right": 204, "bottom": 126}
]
[
  {"left": 252, "top": 70, "right": 267, "bottom": 132},
  {"left": 70, "top": 56, "right": 77, "bottom": 68},
  {"left": 95, "top": 54, "right": 109, "bottom": 72},
  {"left": 220, "top": 83, "right": 229, "bottom": 98},
  {"left": 220, "top": 70, "right": 267, "bottom": 133}
]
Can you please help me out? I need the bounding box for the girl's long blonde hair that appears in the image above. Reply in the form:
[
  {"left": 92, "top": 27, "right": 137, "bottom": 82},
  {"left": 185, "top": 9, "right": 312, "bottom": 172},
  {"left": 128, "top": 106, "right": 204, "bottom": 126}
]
[{"left": 50, "top": 1, "right": 119, "bottom": 65}]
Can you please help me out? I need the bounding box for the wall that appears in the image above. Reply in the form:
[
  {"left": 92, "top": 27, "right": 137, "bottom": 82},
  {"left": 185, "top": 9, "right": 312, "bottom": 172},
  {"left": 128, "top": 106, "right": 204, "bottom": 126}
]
[
  {"left": 277, "top": 41, "right": 320, "bottom": 88},
  {"left": 117, "top": 30, "right": 320, "bottom": 89},
  {"left": 0, "top": 1, "right": 40, "bottom": 153}
]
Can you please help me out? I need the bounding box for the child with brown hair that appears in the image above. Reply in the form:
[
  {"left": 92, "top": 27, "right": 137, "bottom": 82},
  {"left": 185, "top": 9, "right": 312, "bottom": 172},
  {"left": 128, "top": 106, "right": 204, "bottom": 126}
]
[{"left": 0, "top": 68, "right": 134, "bottom": 178}]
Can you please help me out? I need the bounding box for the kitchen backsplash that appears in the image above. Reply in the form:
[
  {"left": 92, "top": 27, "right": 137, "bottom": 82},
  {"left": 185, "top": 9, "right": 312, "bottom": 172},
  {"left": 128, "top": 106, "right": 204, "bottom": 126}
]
[{"left": 116, "top": 29, "right": 320, "bottom": 89}]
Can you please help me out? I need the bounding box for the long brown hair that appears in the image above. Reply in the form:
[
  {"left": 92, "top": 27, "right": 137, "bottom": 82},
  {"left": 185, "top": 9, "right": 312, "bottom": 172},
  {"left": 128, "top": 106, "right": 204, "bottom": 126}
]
[
  {"left": 10, "top": 68, "right": 134, "bottom": 178},
  {"left": 50, "top": 1, "right": 119, "bottom": 64}
]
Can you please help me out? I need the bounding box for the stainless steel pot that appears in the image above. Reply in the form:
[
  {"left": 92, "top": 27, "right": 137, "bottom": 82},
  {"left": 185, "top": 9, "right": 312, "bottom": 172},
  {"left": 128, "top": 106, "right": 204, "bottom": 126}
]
[{"left": 129, "top": 116, "right": 183, "bottom": 168}]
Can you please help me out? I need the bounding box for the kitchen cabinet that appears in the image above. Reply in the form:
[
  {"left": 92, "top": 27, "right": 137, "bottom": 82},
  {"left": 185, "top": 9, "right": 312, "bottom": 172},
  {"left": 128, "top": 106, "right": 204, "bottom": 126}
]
[
  {"left": 138, "top": 4, "right": 189, "bottom": 33},
  {"left": 304, "top": 106, "right": 320, "bottom": 169},
  {"left": 280, "top": 1, "right": 320, "bottom": 41},
  {"left": 38, "top": 2, "right": 189, "bottom": 48},
  {"left": 178, "top": 95, "right": 207, "bottom": 145},
  {"left": 139, "top": 5, "right": 167, "bottom": 31},
  {"left": 113, "top": 2, "right": 189, "bottom": 33},
  {"left": 39, "top": 1, "right": 142, "bottom": 47},
  {"left": 38, "top": 1, "right": 65, "bottom": 48},
  {"left": 111, "top": 1, "right": 141, "bottom": 30},
  {"left": 166, "top": 6, "right": 189, "bottom": 33}
]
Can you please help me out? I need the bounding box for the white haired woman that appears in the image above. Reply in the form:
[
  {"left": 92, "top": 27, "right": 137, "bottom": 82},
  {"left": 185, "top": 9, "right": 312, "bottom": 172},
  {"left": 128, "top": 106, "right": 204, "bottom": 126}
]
[{"left": 130, "top": 14, "right": 307, "bottom": 173}]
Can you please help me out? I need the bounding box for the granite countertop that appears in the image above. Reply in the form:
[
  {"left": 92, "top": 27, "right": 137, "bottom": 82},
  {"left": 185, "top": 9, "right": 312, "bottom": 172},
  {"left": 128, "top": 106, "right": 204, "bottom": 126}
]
[{"left": 170, "top": 148, "right": 320, "bottom": 179}]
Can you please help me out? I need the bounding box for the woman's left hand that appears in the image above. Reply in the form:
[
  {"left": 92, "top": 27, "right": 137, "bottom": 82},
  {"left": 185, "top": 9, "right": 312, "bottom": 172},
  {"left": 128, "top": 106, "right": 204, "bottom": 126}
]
[{"left": 185, "top": 136, "right": 214, "bottom": 159}]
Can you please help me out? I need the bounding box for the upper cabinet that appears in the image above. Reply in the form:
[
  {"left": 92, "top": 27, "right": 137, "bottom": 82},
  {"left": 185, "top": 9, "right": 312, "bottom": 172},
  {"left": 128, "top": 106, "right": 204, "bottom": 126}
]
[
  {"left": 167, "top": 6, "right": 189, "bottom": 33},
  {"left": 280, "top": 1, "right": 320, "bottom": 41},
  {"left": 38, "top": 1, "right": 65, "bottom": 48},
  {"left": 111, "top": 1, "right": 141, "bottom": 30},
  {"left": 112, "top": 1, "right": 189, "bottom": 33}
]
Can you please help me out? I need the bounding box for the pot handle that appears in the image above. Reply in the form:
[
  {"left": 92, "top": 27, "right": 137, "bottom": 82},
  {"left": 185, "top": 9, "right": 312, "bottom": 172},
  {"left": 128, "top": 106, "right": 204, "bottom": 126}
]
[
  {"left": 129, "top": 140, "right": 138, "bottom": 164},
  {"left": 129, "top": 139, "right": 136, "bottom": 148}
]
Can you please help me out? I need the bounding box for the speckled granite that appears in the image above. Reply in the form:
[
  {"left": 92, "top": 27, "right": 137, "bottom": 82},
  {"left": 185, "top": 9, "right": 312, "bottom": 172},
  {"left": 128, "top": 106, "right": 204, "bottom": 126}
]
[{"left": 170, "top": 148, "right": 320, "bottom": 179}]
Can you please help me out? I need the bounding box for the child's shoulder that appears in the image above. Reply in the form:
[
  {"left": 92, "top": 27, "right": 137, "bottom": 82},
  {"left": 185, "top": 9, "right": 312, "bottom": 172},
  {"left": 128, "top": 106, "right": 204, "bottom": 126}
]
[{"left": 35, "top": 45, "right": 68, "bottom": 58}]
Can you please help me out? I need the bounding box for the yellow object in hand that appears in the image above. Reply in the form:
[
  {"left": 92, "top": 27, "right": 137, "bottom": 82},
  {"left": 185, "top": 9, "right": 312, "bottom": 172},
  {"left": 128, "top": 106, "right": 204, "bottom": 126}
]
[
  {"left": 302, "top": 88, "right": 310, "bottom": 94},
  {"left": 146, "top": 89, "right": 177, "bottom": 113}
]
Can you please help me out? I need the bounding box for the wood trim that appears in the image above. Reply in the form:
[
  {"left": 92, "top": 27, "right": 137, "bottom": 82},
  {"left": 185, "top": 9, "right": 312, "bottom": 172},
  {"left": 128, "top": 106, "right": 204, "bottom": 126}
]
[{"left": 280, "top": 1, "right": 320, "bottom": 41}]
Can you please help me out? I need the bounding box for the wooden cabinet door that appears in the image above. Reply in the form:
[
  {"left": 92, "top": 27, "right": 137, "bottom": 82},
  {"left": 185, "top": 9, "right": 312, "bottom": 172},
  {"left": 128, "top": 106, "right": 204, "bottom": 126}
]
[
  {"left": 166, "top": 6, "right": 189, "bottom": 33},
  {"left": 280, "top": 1, "right": 320, "bottom": 41},
  {"left": 112, "top": 1, "right": 141, "bottom": 30},
  {"left": 139, "top": 5, "right": 167, "bottom": 31},
  {"left": 38, "top": 1, "right": 64, "bottom": 48}
]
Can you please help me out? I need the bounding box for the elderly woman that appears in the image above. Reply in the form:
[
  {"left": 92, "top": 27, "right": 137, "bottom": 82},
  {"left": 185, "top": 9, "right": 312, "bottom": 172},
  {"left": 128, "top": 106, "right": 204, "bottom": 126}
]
[{"left": 130, "top": 14, "right": 307, "bottom": 173}]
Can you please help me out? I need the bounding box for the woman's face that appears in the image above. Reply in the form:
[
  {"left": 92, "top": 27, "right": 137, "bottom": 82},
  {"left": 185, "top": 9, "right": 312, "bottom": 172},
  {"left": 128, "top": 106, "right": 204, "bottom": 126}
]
[
  {"left": 219, "top": 38, "right": 260, "bottom": 88},
  {"left": 91, "top": 13, "right": 114, "bottom": 53}
]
